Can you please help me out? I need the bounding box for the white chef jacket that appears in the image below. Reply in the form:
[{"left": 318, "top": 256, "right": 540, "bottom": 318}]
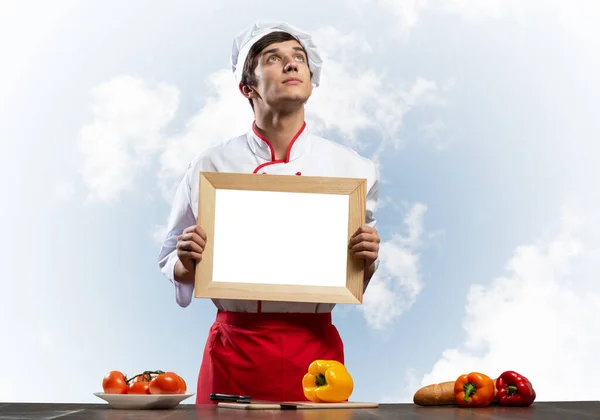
[{"left": 157, "top": 121, "right": 380, "bottom": 313}]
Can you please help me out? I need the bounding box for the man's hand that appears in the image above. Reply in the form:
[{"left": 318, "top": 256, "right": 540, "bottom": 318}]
[
  {"left": 348, "top": 225, "right": 380, "bottom": 271},
  {"left": 349, "top": 225, "right": 380, "bottom": 284},
  {"left": 174, "top": 225, "right": 207, "bottom": 284}
]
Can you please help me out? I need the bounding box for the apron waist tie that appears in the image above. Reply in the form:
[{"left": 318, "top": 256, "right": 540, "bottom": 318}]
[{"left": 215, "top": 309, "right": 332, "bottom": 328}]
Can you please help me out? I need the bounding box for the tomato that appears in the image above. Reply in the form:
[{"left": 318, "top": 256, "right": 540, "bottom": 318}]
[
  {"left": 176, "top": 374, "right": 187, "bottom": 394},
  {"left": 148, "top": 372, "right": 183, "bottom": 394},
  {"left": 128, "top": 381, "right": 150, "bottom": 394},
  {"left": 102, "top": 371, "right": 127, "bottom": 394},
  {"left": 163, "top": 372, "right": 186, "bottom": 393},
  {"left": 179, "top": 376, "right": 187, "bottom": 394}
]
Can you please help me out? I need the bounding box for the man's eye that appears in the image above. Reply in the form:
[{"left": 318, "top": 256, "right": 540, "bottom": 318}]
[
  {"left": 295, "top": 56, "right": 305, "bottom": 61},
  {"left": 267, "top": 56, "right": 278, "bottom": 62}
]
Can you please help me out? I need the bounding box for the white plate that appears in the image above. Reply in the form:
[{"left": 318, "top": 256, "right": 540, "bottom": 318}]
[{"left": 94, "top": 392, "right": 195, "bottom": 409}]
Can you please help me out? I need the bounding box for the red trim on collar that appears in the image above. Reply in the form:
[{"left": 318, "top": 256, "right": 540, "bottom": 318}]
[
  {"left": 251, "top": 121, "right": 306, "bottom": 174},
  {"left": 253, "top": 161, "right": 279, "bottom": 173}
]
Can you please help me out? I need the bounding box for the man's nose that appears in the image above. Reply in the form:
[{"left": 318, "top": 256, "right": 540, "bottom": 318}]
[{"left": 283, "top": 57, "right": 298, "bottom": 72}]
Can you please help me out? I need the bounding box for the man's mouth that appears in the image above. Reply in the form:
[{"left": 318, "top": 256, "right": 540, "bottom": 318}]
[{"left": 283, "top": 78, "right": 302, "bottom": 84}]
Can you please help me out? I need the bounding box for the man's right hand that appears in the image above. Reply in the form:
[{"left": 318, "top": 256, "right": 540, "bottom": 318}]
[{"left": 174, "top": 225, "right": 207, "bottom": 284}]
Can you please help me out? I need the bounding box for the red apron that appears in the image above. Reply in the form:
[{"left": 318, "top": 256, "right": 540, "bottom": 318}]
[{"left": 195, "top": 310, "right": 344, "bottom": 404}]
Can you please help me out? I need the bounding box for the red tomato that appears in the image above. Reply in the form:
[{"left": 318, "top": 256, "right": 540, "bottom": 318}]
[
  {"left": 165, "top": 372, "right": 187, "bottom": 394},
  {"left": 102, "top": 371, "right": 127, "bottom": 394},
  {"left": 128, "top": 381, "right": 150, "bottom": 394},
  {"left": 148, "top": 372, "right": 182, "bottom": 394},
  {"left": 166, "top": 372, "right": 187, "bottom": 394},
  {"left": 176, "top": 374, "right": 187, "bottom": 394}
]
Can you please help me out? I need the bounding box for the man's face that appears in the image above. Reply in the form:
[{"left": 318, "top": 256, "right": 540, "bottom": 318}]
[{"left": 251, "top": 40, "right": 313, "bottom": 110}]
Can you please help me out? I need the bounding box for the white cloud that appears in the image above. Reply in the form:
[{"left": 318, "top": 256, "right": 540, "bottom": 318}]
[
  {"left": 370, "top": 0, "right": 525, "bottom": 37},
  {"left": 435, "top": 0, "right": 600, "bottom": 36},
  {"left": 311, "top": 26, "right": 373, "bottom": 58},
  {"left": 152, "top": 224, "right": 168, "bottom": 245},
  {"left": 361, "top": 203, "right": 427, "bottom": 330},
  {"left": 306, "top": 27, "right": 444, "bottom": 152},
  {"left": 433, "top": 0, "right": 526, "bottom": 21},
  {"left": 309, "top": 71, "right": 442, "bottom": 153},
  {"left": 54, "top": 180, "right": 75, "bottom": 201},
  {"left": 374, "top": 0, "right": 600, "bottom": 43},
  {"left": 549, "top": 0, "right": 600, "bottom": 45},
  {"left": 416, "top": 202, "right": 600, "bottom": 402},
  {"left": 373, "top": 0, "right": 426, "bottom": 38},
  {"left": 419, "top": 118, "right": 451, "bottom": 151},
  {"left": 77, "top": 75, "right": 179, "bottom": 204},
  {"left": 156, "top": 70, "right": 254, "bottom": 202}
]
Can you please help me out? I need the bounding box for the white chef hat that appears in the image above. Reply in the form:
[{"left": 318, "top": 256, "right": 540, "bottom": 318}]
[{"left": 231, "top": 21, "right": 323, "bottom": 88}]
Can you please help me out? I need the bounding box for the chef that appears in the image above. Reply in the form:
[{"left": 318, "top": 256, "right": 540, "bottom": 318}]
[{"left": 157, "top": 21, "right": 381, "bottom": 404}]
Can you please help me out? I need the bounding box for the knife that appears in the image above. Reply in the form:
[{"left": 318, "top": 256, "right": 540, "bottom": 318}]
[{"left": 209, "top": 393, "right": 301, "bottom": 409}]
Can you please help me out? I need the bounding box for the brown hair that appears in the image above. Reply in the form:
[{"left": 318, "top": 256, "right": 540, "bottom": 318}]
[{"left": 240, "top": 31, "right": 313, "bottom": 110}]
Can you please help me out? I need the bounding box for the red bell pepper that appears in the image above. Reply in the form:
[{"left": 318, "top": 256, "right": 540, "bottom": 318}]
[{"left": 495, "top": 371, "right": 536, "bottom": 407}]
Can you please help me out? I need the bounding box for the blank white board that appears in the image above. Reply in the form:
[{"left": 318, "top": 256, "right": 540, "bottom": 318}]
[{"left": 211, "top": 189, "right": 349, "bottom": 287}]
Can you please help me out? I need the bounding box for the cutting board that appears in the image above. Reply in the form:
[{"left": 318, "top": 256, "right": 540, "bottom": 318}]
[{"left": 218, "top": 401, "right": 379, "bottom": 410}]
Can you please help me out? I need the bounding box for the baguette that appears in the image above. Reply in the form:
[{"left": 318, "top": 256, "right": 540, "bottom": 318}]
[{"left": 413, "top": 381, "right": 456, "bottom": 406}]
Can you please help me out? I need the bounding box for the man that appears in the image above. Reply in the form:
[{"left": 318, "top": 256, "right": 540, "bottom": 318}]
[{"left": 158, "top": 21, "right": 381, "bottom": 404}]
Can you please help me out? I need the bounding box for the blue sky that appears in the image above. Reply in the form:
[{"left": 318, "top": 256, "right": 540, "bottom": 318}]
[{"left": 1, "top": 0, "right": 599, "bottom": 404}]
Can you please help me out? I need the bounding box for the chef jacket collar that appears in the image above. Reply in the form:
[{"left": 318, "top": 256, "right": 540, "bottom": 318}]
[{"left": 247, "top": 121, "right": 310, "bottom": 163}]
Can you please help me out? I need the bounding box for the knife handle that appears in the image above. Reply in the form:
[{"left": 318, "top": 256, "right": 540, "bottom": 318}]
[{"left": 210, "top": 393, "right": 252, "bottom": 402}]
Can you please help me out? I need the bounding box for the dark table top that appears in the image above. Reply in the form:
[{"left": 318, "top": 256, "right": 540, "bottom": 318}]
[{"left": 1, "top": 401, "right": 599, "bottom": 420}]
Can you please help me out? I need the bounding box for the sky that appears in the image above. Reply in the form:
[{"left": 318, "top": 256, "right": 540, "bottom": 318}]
[{"left": 1, "top": 0, "right": 599, "bottom": 405}]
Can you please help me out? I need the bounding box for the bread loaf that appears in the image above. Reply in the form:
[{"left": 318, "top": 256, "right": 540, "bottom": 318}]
[{"left": 413, "top": 381, "right": 456, "bottom": 406}]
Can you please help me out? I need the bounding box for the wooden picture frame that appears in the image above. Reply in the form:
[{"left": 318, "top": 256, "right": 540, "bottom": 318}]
[{"left": 194, "top": 172, "right": 367, "bottom": 304}]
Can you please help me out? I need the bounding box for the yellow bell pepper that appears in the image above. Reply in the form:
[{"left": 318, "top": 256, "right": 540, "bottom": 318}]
[{"left": 302, "top": 360, "right": 354, "bottom": 403}]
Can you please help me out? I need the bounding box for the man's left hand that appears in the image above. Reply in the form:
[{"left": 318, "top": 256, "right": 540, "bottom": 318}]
[{"left": 349, "top": 225, "right": 380, "bottom": 267}]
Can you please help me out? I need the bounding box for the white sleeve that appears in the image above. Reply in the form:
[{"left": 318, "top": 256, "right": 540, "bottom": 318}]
[
  {"left": 157, "top": 167, "right": 197, "bottom": 308},
  {"left": 364, "top": 161, "right": 380, "bottom": 292}
]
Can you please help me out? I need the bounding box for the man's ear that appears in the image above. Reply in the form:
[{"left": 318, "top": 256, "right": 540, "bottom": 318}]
[{"left": 239, "top": 82, "right": 256, "bottom": 99}]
